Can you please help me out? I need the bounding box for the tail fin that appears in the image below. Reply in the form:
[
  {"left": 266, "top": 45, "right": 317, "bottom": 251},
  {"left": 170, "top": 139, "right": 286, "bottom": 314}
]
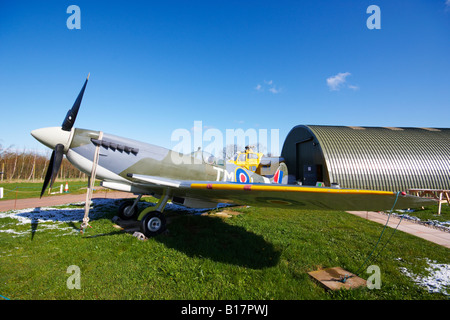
[{"left": 271, "top": 162, "right": 288, "bottom": 184}]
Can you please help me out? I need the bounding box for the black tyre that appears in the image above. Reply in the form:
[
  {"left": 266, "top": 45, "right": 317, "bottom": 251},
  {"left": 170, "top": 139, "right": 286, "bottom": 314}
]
[
  {"left": 118, "top": 200, "right": 139, "bottom": 220},
  {"left": 140, "top": 211, "right": 166, "bottom": 237}
]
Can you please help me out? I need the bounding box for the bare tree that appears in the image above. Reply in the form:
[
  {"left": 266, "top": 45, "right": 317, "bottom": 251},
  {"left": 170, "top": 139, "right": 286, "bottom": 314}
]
[
  {"left": 223, "top": 144, "right": 242, "bottom": 160},
  {"left": 0, "top": 148, "right": 85, "bottom": 181}
]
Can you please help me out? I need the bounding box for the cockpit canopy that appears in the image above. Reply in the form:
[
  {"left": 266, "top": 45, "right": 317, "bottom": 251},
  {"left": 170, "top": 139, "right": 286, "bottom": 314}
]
[{"left": 191, "top": 149, "right": 224, "bottom": 166}]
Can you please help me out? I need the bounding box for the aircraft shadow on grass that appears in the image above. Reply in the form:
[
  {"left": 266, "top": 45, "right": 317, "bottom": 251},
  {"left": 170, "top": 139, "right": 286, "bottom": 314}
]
[
  {"left": 109, "top": 207, "right": 281, "bottom": 269},
  {"left": 154, "top": 214, "right": 281, "bottom": 269},
  {"left": 17, "top": 198, "right": 280, "bottom": 268}
]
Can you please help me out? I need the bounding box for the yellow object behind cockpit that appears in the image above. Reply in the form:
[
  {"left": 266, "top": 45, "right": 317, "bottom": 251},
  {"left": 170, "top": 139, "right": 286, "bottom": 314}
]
[{"left": 231, "top": 151, "right": 263, "bottom": 172}]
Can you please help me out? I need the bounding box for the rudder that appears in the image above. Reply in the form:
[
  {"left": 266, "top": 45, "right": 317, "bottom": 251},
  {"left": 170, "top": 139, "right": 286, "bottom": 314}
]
[{"left": 271, "top": 163, "right": 288, "bottom": 184}]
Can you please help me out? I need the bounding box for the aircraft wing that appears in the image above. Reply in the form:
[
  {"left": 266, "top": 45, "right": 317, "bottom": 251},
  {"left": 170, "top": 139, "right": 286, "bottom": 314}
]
[
  {"left": 125, "top": 174, "right": 437, "bottom": 211},
  {"left": 127, "top": 173, "right": 181, "bottom": 188}
]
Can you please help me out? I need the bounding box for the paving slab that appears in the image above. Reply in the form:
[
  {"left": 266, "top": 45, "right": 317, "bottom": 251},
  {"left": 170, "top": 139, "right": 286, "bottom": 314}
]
[
  {"left": 347, "top": 211, "right": 450, "bottom": 249},
  {"left": 308, "top": 267, "right": 366, "bottom": 291}
]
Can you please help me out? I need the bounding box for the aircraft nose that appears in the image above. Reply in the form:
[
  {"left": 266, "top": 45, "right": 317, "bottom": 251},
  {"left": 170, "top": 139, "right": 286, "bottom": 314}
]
[{"left": 31, "top": 127, "right": 73, "bottom": 151}]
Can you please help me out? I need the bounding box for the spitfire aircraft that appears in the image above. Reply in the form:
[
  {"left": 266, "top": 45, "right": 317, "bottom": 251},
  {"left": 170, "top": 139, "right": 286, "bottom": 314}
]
[{"left": 31, "top": 75, "right": 436, "bottom": 237}]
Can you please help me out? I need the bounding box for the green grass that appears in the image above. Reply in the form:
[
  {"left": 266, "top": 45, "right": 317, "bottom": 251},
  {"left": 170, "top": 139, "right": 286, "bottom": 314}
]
[
  {"left": 0, "top": 198, "right": 449, "bottom": 300},
  {"left": 405, "top": 203, "right": 450, "bottom": 223},
  {"left": 0, "top": 180, "right": 101, "bottom": 201}
]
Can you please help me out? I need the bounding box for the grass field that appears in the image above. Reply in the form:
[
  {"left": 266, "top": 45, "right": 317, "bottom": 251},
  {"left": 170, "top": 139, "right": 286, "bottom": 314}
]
[
  {"left": 0, "top": 180, "right": 101, "bottom": 201},
  {"left": 0, "top": 195, "right": 449, "bottom": 300}
]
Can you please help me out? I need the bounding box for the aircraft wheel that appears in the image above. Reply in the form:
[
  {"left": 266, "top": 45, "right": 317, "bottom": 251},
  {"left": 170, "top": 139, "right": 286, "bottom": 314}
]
[
  {"left": 118, "top": 200, "right": 139, "bottom": 220},
  {"left": 140, "top": 211, "right": 166, "bottom": 237}
]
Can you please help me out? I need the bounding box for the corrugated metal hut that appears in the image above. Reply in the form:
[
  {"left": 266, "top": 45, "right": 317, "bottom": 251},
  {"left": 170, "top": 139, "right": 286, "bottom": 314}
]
[{"left": 281, "top": 125, "right": 450, "bottom": 192}]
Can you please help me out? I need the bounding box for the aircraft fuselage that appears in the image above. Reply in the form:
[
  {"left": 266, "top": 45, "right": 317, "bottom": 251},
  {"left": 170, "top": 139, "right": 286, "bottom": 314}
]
[{"left": 60, "top": 128, "right": 268, "bottom": 189}]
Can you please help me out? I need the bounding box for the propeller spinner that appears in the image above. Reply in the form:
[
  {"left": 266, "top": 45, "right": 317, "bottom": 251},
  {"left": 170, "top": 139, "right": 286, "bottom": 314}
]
[{"left": 31, "top": 74, "right": 90, "bottom": 197}]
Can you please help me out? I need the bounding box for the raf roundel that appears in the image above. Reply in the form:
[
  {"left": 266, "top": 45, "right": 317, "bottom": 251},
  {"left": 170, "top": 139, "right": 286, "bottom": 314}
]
[{"left": 235, "top": 168, "right": 250, "bottom": 183}]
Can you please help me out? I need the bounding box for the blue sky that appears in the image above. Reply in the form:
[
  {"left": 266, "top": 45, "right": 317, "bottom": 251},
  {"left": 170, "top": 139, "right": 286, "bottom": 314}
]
[{"left": 1, "top": 0, "right": 449, "bottom": 155}]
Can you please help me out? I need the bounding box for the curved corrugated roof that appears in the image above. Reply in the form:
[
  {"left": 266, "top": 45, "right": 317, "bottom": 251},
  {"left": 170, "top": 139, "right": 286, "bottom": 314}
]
[{"left": 304, "top": 125, "right": 450, "bottom": 191}]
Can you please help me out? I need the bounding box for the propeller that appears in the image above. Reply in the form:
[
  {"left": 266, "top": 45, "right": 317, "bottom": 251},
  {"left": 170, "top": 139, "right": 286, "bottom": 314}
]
[
  {"left": 62, "top": 73, "right": 90, "bottom": 131},
  {"left": 40, "top": 144, "right": 64, "bottom": 198},
  {"left": 39, "top": 74, "right": 90, "bottom": 197}
]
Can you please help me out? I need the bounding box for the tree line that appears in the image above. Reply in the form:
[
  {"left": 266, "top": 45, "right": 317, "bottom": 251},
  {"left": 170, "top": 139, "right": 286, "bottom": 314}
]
[{"left": 0, "top": 146, "right": 85, "bottom": 182}]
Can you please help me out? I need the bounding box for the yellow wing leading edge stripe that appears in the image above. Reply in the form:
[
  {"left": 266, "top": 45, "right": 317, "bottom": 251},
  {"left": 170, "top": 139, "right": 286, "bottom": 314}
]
[{"left": 190, "top": 183, "right": 396, "bottom": 196}]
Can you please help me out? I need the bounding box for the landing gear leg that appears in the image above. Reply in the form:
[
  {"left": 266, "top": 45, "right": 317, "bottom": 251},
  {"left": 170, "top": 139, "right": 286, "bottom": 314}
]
[
  {"left": 117, "top": 194, "right": 142, "bottom": 220},
  {"left": 138, "top": 190, "right": 170, "bottom": 237}
]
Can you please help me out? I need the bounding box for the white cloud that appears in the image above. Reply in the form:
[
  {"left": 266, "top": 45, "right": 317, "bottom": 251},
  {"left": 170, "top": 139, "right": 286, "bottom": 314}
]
[
  {"left": 326, "top": 72, "right": 360, "bottom": 91},
  {"left": 326, "top": 72, "right": 351, "bottom": 91},
  {"left": 255, "top": 80, "right": 282, "bottom": 94},
  {"left": 348, "top": 84, "right": 359, "bottom": 91},
  {"left": 444, "top": 0, "right": 450, "bottom": 12},
  {"left": 269, "top": 87, "right": 280, "bottom": 94}
]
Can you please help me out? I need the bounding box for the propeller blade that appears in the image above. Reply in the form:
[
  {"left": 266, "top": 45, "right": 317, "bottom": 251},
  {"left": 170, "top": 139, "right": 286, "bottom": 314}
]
[
  {"left": 40, "top": 150, "right": 55, "bottom": 198},
  {"left": 40, "top": 144, "right": 65, "bottom": 198},
  {"left": 61, "top": 74, "right": 90, "bottom": 131}
]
